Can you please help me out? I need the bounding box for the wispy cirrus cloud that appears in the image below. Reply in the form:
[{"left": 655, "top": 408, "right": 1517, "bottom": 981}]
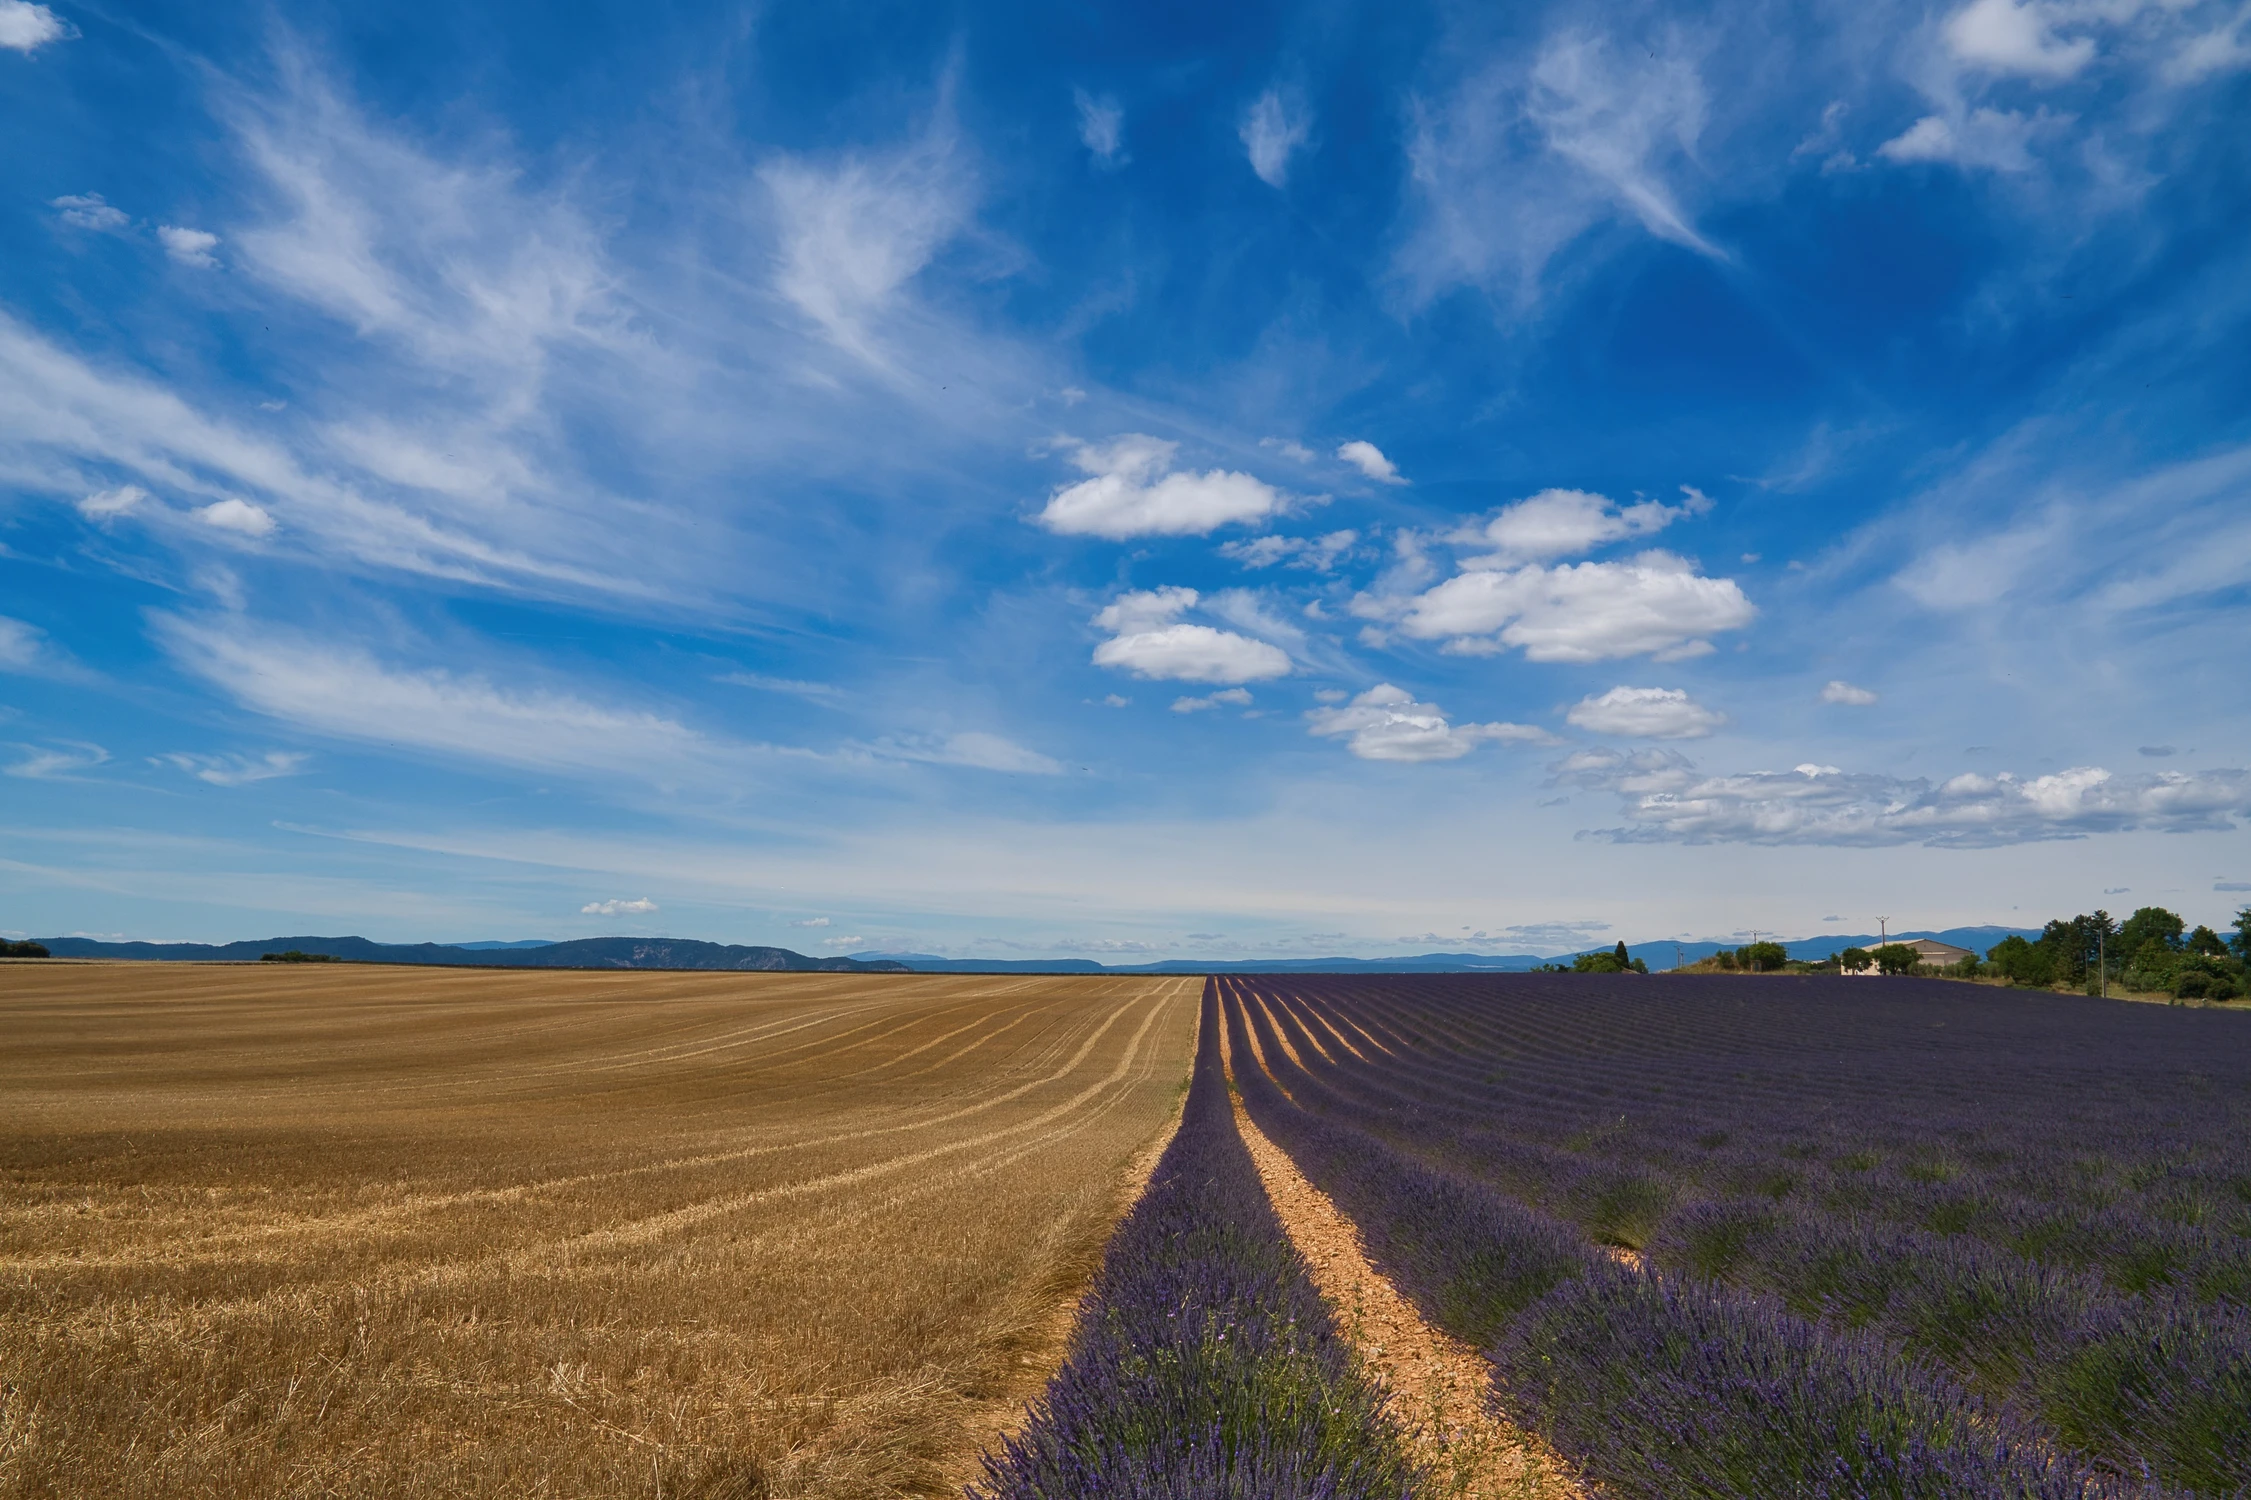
[
  {"left": 6, "top": 742, "right": 109, "bottom": 780},
  {"left": 0, "top": 616, "right": 88, "bottom": 679},
  {"left": 153, "top": 613, "right": 731, "bottom": 780},
  {"left": 1240, "top": 88, "right": 1311, "bottom": 187},
  {"left": 1074, "top": 88, "right": 1127, "bottom": 168},
  {"left": 1400, "top": 27, "right": 1718, "bottom": 306},
  {"left": 761, "top": 116, "right": 977, "bottom": 362},
  {"left": 157, "top": 750, "right": 311, "bottom": 786}
]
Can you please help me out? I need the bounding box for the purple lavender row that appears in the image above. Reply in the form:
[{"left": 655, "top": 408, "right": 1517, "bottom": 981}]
[
  {"left": 1258, "top": 977, "right": 2246, "bottom": 1281},
  {"left": 1250, "top": 978, "right": 2250, "bottom": 1323},
  {"left": 971, "top": 980, "right": 1417, "bottom": 1500},
  {"left": 1241, "top": 977, "right": 2251, "bottom": 1490},
  {"left": 1251, "top": 977, "right": 2251, "bottom": 1486},
  {"left": 1219, "top": 984, "right": 2133, "bottom": 1500}
]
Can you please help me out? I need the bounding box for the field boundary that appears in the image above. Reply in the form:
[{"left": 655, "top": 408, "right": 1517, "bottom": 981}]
[{"left": 1219, "top": 997, "right": 1583, "bottom": 1500}]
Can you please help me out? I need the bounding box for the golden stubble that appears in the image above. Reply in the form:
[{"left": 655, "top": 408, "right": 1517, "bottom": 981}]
[{"left": 0, "top": 963, "right": 1197, "bottom": 1499}]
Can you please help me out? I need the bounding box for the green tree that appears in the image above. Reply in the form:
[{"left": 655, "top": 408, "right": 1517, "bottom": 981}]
[
  {"left": 2116, "top": 906, "right": 2185, "bottom": 957},
  {"left": 2232, "top": 907, "right": 2251, "bottom": 963},
  {"left": 1987, "top": 934, "right": 2054, "bottom": 987},
  {"left": 2172, "top": 955, "right": 2242, "bottom": 1002},
  {"left": 1572, "top": 950, "right": 1627, "bottom": 973},
  {"left": 1838, "top": 946, "right": 1873, "bottom": 973},
  {"left": 2034, "top": 911, "right": 2115, "bottom": 986},
  {"left": 0, "top": 939, "right": 48, "bottom": 958},
  {"left": 2122, "top": 938, "right": 2179, "bottom": 993},
  {"left": 1874, "top": 943, "right": 1921, "bottom": 975},
  {"left": 1737, "top": 941, "right": 1788, "bottom": 972},
  {"left": 1613, "top": 940, "right": 1632, "bottom": 968},
  {"left": 2187, "top": 925, "right": 2229, "bottom": 957}
]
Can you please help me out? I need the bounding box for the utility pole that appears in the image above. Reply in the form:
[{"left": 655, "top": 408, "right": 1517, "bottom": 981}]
[
  {"left": 1878, "top": 917, "right": 1889, "bottom": 977},
  {"left": 2099, "top": 926, "right": 2106, "bottom": 999}
]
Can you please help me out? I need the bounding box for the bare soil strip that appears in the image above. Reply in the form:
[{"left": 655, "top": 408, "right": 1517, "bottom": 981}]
[{"left": 1220, "top": 993, "right": 1584, "bottom": 1500}]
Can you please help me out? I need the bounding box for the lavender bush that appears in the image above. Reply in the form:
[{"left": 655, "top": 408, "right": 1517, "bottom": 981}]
[
  {"left": 972, "top": 981, "right": 1417, "bottom": 1500},
  {"left": 1220, "top": 978, "right": 2235, "bottom": 1496}
]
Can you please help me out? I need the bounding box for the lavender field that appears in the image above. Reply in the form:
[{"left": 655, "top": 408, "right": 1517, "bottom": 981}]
[
  {"left": 978, "top": 976, "right": 2247, "bottom": 1497},
  {"left": 976, "top": 983, "right": 1417, "bottom": 1500},
  {"left": 1220, "top": 974, "right": 2249, "bottom": 1498}
]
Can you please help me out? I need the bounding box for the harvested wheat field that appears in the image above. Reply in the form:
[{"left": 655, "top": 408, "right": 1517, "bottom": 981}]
[{"left": 0, "top": 962, "right": 1196, "bottom": 1500}]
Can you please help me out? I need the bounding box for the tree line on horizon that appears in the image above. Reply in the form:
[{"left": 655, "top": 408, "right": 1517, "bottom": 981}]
[
  {"left": 1822, "top": 905, "right": 2246, "bottom": 1000},
  {"left": 1549, "top": 904, "right": 2250, "bottom": 1001}
]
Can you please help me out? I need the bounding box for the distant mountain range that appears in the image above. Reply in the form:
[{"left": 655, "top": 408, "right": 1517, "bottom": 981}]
[
  {"left": 36, "top": 935, "right": 907, "bottom": 973},
  {"left": 33, "top": 926, "right": 2038, "bottom": 974}
]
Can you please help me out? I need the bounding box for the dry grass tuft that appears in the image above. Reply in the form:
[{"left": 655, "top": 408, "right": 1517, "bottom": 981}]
[{"left": 0, "top": 963, "right": 1195, "bottom": 1499}]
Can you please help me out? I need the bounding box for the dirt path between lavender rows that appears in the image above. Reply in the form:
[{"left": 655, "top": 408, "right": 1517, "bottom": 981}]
[{"left": 1220, "top": 1008, "right": 1584, "bottom": 1500}]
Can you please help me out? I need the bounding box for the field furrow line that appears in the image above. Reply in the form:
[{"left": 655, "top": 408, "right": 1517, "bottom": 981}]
[
  {"left": 1217, "top": 985, "right": 1582, "bottom": 1500},
  {"left": 55, "top": 987, "right": 1184, "bottom": 1318}
]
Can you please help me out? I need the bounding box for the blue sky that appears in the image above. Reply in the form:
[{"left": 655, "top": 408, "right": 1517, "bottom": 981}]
[{"left": 4, "top": 0, "right": 2249, "bottom": 959}]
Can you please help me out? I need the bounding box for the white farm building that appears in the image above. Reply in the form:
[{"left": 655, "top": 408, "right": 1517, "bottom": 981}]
[{"left": 1843, "top": 937, "right": 1977, "bottom": 974}]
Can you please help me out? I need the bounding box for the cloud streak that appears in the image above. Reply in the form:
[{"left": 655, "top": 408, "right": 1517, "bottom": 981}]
[{"left": 1559, "top": 749, "right": 2251, "bottom": 847}]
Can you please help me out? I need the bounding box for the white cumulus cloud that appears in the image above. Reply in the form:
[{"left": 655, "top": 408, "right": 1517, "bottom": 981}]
[
  {"left": 1096, "top": 626, "right": 1291, "bottom": 684},
  {"left": 1336, "top": 440, "right": 1406, "bottom": 485},
  {"left": 1567, "top": 686, "right": 1726, "bottom": 739},
  {"left": 1308, "top": 684, "right": 1555, "bottom": 762},
  {"left": 158, "top": 225, "right": 221, "bottom": 268},
  {"left": 1385, "top": 551, "right": 1754, "bottom": 663},
  {"left": 1089, "top": 587, "right": 1293, "bottom": 684},
  {"left": 1037, "top": 435, "right": 1288, "bottom": 538},
  {"left": 50, "top": 192, "right": 127, "bottom": 232},
  {"left": 1240, "top": 88, "right": 1311, "bottom": 187},
  {"left": 582, "top": 897, "right": 658, "bottom": 916},
  {"left": 790, "top": 916, "right": 830, "bottom": 928},
  {"left": 1944, "top": 0, "right": 2095, "bottom": 78},
  {"left": 1822, "top": 680, "right": 1879, "bottom": 705},
  {"left": 1556, "top": 750, "right": 2251, "bottom": 847},
  {"left": 1462, "top": 486, "right": 1709, "bottom": 565},
  {"left": 197, "top": 499, "right": 277, "bottom": 536},
  {"left": 1877, "top": 109, "right": 2047, "bottom": 172},
  {"left": 0, "top": 0, "right": 66, "bottom": 50}
]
